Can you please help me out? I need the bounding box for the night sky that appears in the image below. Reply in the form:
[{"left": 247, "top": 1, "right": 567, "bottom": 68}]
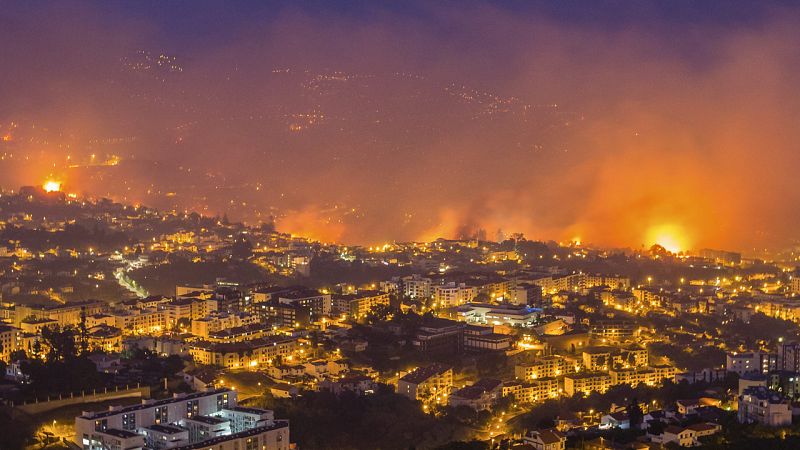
[{"left": 2, "top": 1, "right": 800, "bottom": 252}]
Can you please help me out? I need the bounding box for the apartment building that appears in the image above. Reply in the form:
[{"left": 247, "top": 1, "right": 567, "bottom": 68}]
[
  {"left": 75, "top": 388, "right": 290, "bottom": 450},
  {"left": 331, "top": 290, "right": 390, "bottom": 318},
  {"left": 563, "top": 372, "right": 611, "bottom": 396},
  {"left": 738, "top": 386, "right": 792, "bottom": 426},
  {"left": 515, "top": 356, "right": 567, "bottom": 380},
  {"left": 398, "top": 364, "right": 453, "bottom": 407},
  {"left": 188, "top": 336, "right": 298, "bottom": 369},
  {"left": 502, "top": 378, "right": 559, "bottom": 404}
]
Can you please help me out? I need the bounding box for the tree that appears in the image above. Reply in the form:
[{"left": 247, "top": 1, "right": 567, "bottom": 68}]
[
  {"left": 628, "top": 397, "right": 644, "bottom": 430},
  {"left": 78, "top": 308, "right": 89, "bottom": 355},
  {"left": 41, "top": 326, "right": 78, "bottom": 362}
]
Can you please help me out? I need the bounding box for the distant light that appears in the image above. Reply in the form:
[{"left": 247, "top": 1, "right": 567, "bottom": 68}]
[{"left": 43, "top": 180, "right": 62, "bottom": 192}]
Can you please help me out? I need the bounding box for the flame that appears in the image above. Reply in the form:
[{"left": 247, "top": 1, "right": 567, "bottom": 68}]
[
  {"left": 645, "top": 224, "right": 688, "bottom": 253},
  {"left": 43, "top": 180, "right": 62, "bottom": 192}
]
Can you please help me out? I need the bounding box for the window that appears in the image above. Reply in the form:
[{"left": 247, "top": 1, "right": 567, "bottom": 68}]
[
  {"left": 122, "top": 413, "right": 136, "bottom": 431},
  {"left": 94, "top": 419, "right": 107, "bottom": 432},
  {"left": 187, "top": 400, "right": 199, "bottom": 418},
  {"left": 216, "top": 393, "right": 229, "bottom": 411},
  {"left": 155, "top": 406, "right": 168, "bottom": 424}
]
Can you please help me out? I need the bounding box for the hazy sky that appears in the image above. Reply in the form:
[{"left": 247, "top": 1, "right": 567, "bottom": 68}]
[{"left": 2, "top": 1, "right": 800, "bottom": 253}]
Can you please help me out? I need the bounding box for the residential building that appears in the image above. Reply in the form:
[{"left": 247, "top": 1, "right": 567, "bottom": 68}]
[
  {"left": 397, "top": 364, "right": 453, "bottom": 408},
  {"left": 737, "top": 386, "right": 792, "bottom": 426},
  {"left": 726, "top": 351, "right": 772, "bottom": 376},
  {"left": 75, "top": 388, "right": 290, "bottom": 450},
  {"left": 524, "top": 429, "right": 566, "bottom": 450},
  {"left": 448, "top": 379, "right": 502, "bottom": 411},
  {"left": 331, "top": 290, "right": 390, "bottom": 319},
  {"left": 502, "top": 378, "right": 559, "bottom": 404},
  {"left": 402, "top": 275, "right": 432, "bottom": 299},
  {"left": 515, "top": 356, "right": 567, "bottom": 380},
  {"left": 188, "top": 336, "right": 298, "bottom": 369},
  {"left": 563, "top": 372, "right": 611, "bottom": 396},
  {"left": 0, "top": 324, "right": 22, "bottom": 362}
]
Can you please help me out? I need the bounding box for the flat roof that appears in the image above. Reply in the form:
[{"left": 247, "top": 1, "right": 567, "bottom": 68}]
[
  {"left": 185, "top": 415, "right": 229, "bottom": 425},
  {"left": 144, "top": 424, "right": 187, "bottom": 434},
  {"left": 170, "top": 421, "right": 289, "bottom": 450},
  {"left": 79, "top": 389, "right": 233, "bottom": 420}
]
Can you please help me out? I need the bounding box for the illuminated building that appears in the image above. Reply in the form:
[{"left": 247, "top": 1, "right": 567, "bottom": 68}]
[
  {"left": 206, "top": 323, "right": 273, "bottom": 343},
  {"left": 87, "top": 325, "right": 123, "bottom": 353},
  {"left": 448, "top": 378, "right": 502, "bottom": 411},
  {"left": 524, "top": 429, "right": 566, "bottom": 450},
  {"left": 432, "top": 282, "right": 479, "bottom": 307},
  {"left": 588, "top": 320, "right": 638, "bottom": 342},
  {"left": 738, "top": 386, "right": 792, "bottom": 426},
  {"left": 11, "top": 300, "right": 107, "bottom": 328},
  {"left": 0, "top": 325, "right": 22, "bottom": 362},
  {"left": 726, "top": 351, "right": 774, "bottom": 376},
  {"left": 397, "top": 364, "right": 453, "bottom": 408},
  {"left": 463, "top": 324, "right": 512, "bottom": 352},
  {"left": 582, "top": 349, "right": 612, "bottom": 372},
  {"left": 74, "top": 388, "right": 290, "bottom": 450},
  {"left": 188, "top": 336, "right": 298, "bottom": 368},
  {"left": 584, "top": 274, "right": 631, "bottom": 290},
  {"left": 455, "top": 303, "right": 541, "bottom": 327},
  {"left": 515, "top": 356, "right": 567, "bottom": 380},
  {"left": 401, "top": 274, "right": 432, "bottom": 299},
  {"left": 563, "top": 372, "right": 611, "bottom": 396},
  {"left": 191, "top": 313, "right": 257, "bottom": 339},
  {"left": 609, "top": 367, "right": 676, "bottom": 387},
  {"left": 164, "top": 297, "right": 219, "bottom": 327},
  {"left": 331, "top": 290, "right": 390, "bottom": 318},
  {"left": 502, "top": 378, "right": 559, "bottom": 403}
]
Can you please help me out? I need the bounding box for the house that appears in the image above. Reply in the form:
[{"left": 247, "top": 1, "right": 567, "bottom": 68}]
[
  {"left": 265, "top": 364, "right": 305, "bottom": 380},
  {"left": 270, "top": 383, "right": 299, "bottom": 399},
  {"left": 88, "top": 354, "right": 123, "bottom": 374},
  {"left": 675, "top": 399, "right": 700, "bottom": 415},
  {"left": 651, "top": 422, "right": 721, "bottom": 447},
  {"left": 181, "top": 368, "right": 218, "bottom": 391},
  {"left": 661, "top": 426, "right": 696, "bottom": 447},
  {"left": 448, "top": 379, "right": 502, "bottom": 411},
  {"left": 686, "top": 422, "right": 722, "bottom": 440},
  {"left": 599, "top": 411, "right": 630, "bottom": 430},
  {"left": 318, "top": 375, "right": 377, "bottom": 396},
  {"left": 524, "top": 429, "right": 566, "bottom": 450}
]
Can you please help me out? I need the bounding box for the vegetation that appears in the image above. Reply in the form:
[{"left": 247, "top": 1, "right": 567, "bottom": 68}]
[{"left": 245, "top": 386, "right": 471, "bottom": 449}]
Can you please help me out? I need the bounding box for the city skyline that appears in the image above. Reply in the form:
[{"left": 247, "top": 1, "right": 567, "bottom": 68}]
[
  {"left": 2, "top": 1, "right": 800, "bottom": 252},
  {"left": 3, "top": 3, "right": 800, "bottom": 450}
]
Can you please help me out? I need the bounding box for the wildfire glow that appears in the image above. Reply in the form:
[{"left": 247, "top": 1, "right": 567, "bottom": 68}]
[
  {"left": 646, "top": 224, "right": 688, "bottom": 254},
  {"left": 43, "top": 180, "right": 62, "bottom": 192}
]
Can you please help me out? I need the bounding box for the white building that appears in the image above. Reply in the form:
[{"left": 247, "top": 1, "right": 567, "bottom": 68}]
[
  {"left": 738, "top": 386, "right": 792, "bottom": 426},
  {"left": 455, "top": 303, "right": 541, "bottom": 327},
  {"left": 75, "top": 388, "right": 290, "bottom": 450},
  {"left": 524, "top": 429, "right": 566, "bottom": 450},
  {"left": 726, "top": 351, "right": 771, "bottom": 376},
  {"left": 402, "top": 275, "right": 432, "bottom": 299}
]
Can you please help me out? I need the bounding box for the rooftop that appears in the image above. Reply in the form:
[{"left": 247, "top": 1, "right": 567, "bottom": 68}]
[
  {"left": 400, "top": 364, "right": 452, "bottom": 384},
  {"left": 79, "top": 388, "right": 233, "bottom": 420},
  {"left": 169, "top": 421, "right": 289, "bottom": 450}
]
